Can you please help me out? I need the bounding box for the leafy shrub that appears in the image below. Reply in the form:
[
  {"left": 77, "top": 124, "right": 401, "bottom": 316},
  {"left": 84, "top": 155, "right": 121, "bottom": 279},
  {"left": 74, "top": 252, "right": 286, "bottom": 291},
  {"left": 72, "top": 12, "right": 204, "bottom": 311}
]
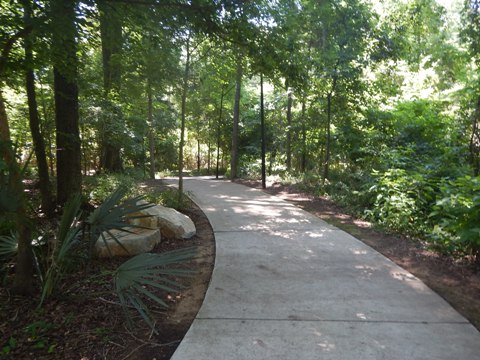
[
  {"left": 366, "top": 169, "right": 436, "bottom": 235},
  {"left": 429, "top": 176, "right": 480, "bottom": 258},
  {"left": 83, "top": 170, "right": 143, "bottom": 204},
  {"left": 324, "top": 169, "right": 376, "bottom": 214},
  {"left": 155, "top": 188, "right": 190, "bottom": 210},
  {"left": 1, "top": 185, "right": 196, "bottom": 332}
]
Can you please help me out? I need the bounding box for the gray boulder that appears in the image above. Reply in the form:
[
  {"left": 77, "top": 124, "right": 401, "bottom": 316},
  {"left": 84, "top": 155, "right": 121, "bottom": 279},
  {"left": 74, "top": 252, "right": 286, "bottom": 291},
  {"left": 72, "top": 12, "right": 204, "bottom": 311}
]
[
  {"left": 129, "top": 201, "right": 196, "bottom": 240},
  {"left": 95, "top": 227, "right": 161, "bottom": 258}
]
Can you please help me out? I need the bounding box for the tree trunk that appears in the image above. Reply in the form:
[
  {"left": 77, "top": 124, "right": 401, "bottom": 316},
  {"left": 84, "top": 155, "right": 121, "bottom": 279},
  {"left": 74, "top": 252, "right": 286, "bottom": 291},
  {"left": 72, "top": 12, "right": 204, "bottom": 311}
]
[
  {"left": 323, "top": 69, "right": 338, "bottom": 182},
  {"left": 197, "top": 138, "right": 201, "bottom": 172},
  {"left": 1, "top": 90, "right": 34, "bottom": 295},
  {"left": 51, "top": 0, "right": 82, "bottom": 205},
  {"left": 98, "top": 1, "right": 123, "bottom": 172},
  {"left": 301, "top": 98, "right": 307, "bottom": 173},
  {"left": 23, "top": 0, "right": 54, "bottom": 216},
  {"left": 0, "top": 27, "right": 36, "bottom": 294},
  {"left": 39, "top": 83, "right": 55, "bottom": 177},
  {"left": 470, "top": 96, "right": 480, "bottom": 176},
  {"left": 216, "top": 88, "right": 224, "bottom": 179},
  {"left": 178, "top": 33, "right": 191, "bottom": 200},
  {"left": 260, "top": 74, "right": 266, "bottom": 189},
  {"left": 147, "top": 83, "right": 155, "bottom": 179},
  {"left": 323, "top": 92, "right": 332, "bottom": 181},
  {"left": 286, "top": 82, "right": 293, "bottom": 171},
  {"left": 230, "top": 52, "right": 243, "bottom": 180}
]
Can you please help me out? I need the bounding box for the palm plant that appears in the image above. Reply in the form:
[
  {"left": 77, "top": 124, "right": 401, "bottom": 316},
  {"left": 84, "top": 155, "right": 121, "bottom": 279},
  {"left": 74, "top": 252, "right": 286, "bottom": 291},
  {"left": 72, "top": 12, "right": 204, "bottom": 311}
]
[
  {"left": 0, "top": 233, "right": 17, "bottom": 259},
  {"left": 40, "top": 194, "right": 82, "bottom": 304},
  {"left": 114, "top": 248, "right": 196, "bottom": 332},
  {"left": 0, "top": 232, "right": 17, "bottom": 284},
  {"left": 85, "top": 187, "right": 155, "bottom": 257},
  {"left": 37, "top": 186, "right": 196, "bottom": 332}
]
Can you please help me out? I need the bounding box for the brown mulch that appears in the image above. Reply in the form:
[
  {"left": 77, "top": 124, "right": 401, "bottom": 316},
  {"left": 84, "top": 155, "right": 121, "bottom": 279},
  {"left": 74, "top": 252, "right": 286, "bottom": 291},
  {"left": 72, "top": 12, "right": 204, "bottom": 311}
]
[
  {"left": 235, "top": 179, "right": 480, "bottom": 331},
  {"left": 0, "top": 180, "right": 215, "bottom": 359}
]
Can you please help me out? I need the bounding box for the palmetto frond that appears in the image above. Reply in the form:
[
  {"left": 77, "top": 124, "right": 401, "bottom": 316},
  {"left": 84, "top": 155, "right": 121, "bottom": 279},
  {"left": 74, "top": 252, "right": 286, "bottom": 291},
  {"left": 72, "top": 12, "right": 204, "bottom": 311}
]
[
  {"left": 85, "top": 186, "right": 154, "bottom": 257},
  {"left": 114, "top": 247, "right": 197, "bottom": 332},
  {"left": 0, "top": 233, "right": 17, "bottom": 258},
  {"left": 41, "top": 194, "right": 82, "bottom": 304}
]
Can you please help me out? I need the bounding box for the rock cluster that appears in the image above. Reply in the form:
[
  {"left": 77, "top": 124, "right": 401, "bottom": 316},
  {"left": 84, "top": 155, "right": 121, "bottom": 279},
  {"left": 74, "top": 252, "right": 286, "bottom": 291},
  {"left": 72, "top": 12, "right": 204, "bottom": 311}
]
[{"left": 95, "top": 202, "right": 196, "bottom": 258}]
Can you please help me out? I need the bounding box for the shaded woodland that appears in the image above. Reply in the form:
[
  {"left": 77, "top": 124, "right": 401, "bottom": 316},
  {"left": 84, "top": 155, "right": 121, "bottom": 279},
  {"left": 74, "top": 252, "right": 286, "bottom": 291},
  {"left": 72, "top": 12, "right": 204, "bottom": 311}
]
[{"left": 1, "top": 0, "right": 480, "bottom": 356}]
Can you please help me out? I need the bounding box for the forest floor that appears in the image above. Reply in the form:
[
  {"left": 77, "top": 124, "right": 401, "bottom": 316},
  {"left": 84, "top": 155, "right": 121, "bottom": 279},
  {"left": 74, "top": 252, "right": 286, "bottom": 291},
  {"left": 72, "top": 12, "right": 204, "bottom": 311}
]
[
  {"left": 236, "top": 179, "right": 480, "bottom": 332},
  {"left": 2, "top": 178, "right": 479, "bottom": 359},
  {"left": 0, "top": 180, "right": 215, "bottom": 360}
]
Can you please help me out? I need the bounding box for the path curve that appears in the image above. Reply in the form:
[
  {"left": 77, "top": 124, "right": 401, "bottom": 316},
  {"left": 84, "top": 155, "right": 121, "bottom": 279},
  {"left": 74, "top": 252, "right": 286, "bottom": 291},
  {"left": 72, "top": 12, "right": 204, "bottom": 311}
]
[{"left": 168, "top": 177, "right": 480, "bottom": 360}]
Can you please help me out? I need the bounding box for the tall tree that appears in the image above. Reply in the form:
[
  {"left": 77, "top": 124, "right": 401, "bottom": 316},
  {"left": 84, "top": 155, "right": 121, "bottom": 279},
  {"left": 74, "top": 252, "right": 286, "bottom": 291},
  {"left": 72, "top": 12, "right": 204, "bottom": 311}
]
[
  {"left": 0, "top": 22, "right": 34, "bottom": 295},
  {"left": 230, "top": 50, "right": 243, "bottom": 180},
  {"left": 178, "top": 32, "right": 191, "bottom": 200},
  {"left": 50, "top": 0, "right": 81, "bottom": 205},
  {"left": 462, "top": 0, "right": 480, "bottom": 175},
  {"left": 22, "top": 0, "right": 54, "bottom": 216},
  {"left": 98, "top": 0, "right": 123, "bottom": 172},
  {"left": 260, "top": 73, "right": 266, "bottom": 189}
]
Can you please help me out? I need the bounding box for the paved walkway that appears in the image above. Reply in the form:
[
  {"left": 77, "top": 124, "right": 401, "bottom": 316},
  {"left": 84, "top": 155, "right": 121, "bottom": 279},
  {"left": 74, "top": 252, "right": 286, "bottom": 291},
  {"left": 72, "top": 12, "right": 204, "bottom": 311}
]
[{"left": 168, "top": 177, "right": 480, "bottom": 360}]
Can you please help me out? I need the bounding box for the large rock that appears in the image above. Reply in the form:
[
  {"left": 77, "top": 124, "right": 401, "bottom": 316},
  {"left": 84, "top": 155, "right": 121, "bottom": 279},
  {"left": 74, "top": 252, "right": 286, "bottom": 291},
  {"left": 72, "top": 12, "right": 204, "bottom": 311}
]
[
  {"left": 128, "top": 202, "right": 196, "bottom": 240},
  {"left": 95, "top": 227, "right": 161, "bottom": 258}
]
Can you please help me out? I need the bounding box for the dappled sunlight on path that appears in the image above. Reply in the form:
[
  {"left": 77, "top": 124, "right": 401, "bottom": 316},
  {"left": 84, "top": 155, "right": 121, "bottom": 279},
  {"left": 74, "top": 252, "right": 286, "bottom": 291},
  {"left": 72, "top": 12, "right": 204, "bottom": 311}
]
[{"left": 166, "top": 177, "right": 480, "bottom": 360}]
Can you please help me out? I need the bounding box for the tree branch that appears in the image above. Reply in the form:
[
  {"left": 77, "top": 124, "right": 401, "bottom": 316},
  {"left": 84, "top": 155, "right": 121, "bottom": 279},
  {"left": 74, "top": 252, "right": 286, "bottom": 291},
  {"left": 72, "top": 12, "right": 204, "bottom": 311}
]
[{"left": 0, "top": 27, "right": 32, "bottom": 78}]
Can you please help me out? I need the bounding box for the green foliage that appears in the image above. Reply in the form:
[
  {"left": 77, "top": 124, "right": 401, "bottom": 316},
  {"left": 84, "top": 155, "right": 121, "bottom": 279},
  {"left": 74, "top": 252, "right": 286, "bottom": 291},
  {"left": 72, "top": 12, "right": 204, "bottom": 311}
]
[
  {"left": 34, "top": 185, "right": 194, "bottom": 332},
  {"left": 114, "top": 248, "right": 196, "bottom": 332},
  {"left": 366, "top": 169, "right": 435, "bottom": 235},
  {"left": 0, "top": 233, "right": 17, "bottom": 259},
  {"left": 85, "top": 186, "right": 153, "bottom": 258},
  {"left": 155, "top": 188, "right": 190, "bottom": 210},
  {"left": 24, "top": 320, "right": 55, "bottom": 351},
  {"left": 39, "top": 186, "right": 153, "bottom": 301},
  {"left": 41, "top": 194, "right": 82, "bottom": 304},
  {"left": 1, "top": 336, "right": 17, "bottom": 356},
  {"left": 0, "top": 233, "right": 17, "bottom": 284},
  {"left": 83, "top": 169, "right": 144, "bottom": 204},
  {"left": 430, "top": 176, "right": 480, "bottom": 258}
]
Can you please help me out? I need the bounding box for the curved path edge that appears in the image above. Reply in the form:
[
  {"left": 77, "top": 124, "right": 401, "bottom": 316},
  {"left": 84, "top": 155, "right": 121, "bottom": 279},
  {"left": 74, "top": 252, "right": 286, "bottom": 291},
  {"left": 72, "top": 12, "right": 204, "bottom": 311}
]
[{"left": 168, "top": 177, "right": 480, "bottom": 360}]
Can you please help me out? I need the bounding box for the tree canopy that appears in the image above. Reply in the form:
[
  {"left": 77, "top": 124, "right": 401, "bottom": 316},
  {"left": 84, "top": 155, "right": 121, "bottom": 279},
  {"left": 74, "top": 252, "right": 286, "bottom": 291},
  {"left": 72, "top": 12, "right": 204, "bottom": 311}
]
[{"left": 1, "top": 0, "right": 480, "bottom": 294}]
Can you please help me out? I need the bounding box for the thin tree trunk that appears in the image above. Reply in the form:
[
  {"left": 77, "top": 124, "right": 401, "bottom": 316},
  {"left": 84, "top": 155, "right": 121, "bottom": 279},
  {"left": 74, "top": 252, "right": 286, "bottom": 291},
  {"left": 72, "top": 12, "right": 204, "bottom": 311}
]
[
  {"left": 260, "top": 74, "right": 266, "bottom": 189},
  {"left": 216, "top": 88, "right": 224, "bottom": 179},
  {"left": 51, "top": 0, "right": 82, "bottom": 205},
  {"left": 286, "top": 81, "right": 292, "bottom": 171},
  {"left": 323, "top": 92, "right": 332, "bottom": 181},
  {"left": 470, "top": 96, "right": 480, "bottom": 176},
  {"left": 23, "top": 0, "right": 54, "bottom": 216},
  {"left": 39, "top": 83, "right": 54, "bottom": 177},
  {"left": 178, "top": 33, "right": 191, "bottom": 200},
  {"left": 323, "top": 69, "right": 338, "bottom": 182},
  {"left": 207, "top": 117, "right": 211, "bottom": 174},
  {"left": 207, "top": 142, "right": 211, "bottom": 174},
  {"left": 147, "top": 83, "right": 155, "bottom": 179},
  {"left": 301, "top": 98, "right": 307, "bottom": 173},
  {"left": 197, "top": 138, "right": 201, "bottom": 172},
  {"left": 231, "top": 52, "right": 243, "bottom": 180}
]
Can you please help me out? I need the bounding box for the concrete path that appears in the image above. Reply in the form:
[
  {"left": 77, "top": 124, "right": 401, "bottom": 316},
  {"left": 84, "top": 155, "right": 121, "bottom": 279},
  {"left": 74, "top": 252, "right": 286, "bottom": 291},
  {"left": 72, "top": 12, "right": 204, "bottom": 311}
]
[{"left": 168, "top": 177, "right": 480, "bottom": 360}]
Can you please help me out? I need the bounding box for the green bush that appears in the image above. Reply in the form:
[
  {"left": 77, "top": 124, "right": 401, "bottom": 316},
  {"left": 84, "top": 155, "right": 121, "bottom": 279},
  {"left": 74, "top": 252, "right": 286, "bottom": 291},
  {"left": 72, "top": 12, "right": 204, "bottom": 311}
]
[
  {"left": 366, "top": 169, "right": 436, "bottom": 235},
  {"left": 429, "top": 176, "right": 480, "bottom": 258},
  {"left": 83, "top": 170, "right": 144, "bottom": 204},
  {"left": 156, "top": 188, "right": 190, "bottom": 210}
]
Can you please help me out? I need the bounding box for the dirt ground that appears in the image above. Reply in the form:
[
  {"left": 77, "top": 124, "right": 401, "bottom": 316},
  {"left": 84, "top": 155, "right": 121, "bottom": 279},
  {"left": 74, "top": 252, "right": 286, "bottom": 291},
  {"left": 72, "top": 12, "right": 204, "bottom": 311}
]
[
  {"left": 0, "top": 180, "right": 215, "bottom": 360},
  {"left": 236, "top": 179, "right": 480, "bottom": 332}
]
